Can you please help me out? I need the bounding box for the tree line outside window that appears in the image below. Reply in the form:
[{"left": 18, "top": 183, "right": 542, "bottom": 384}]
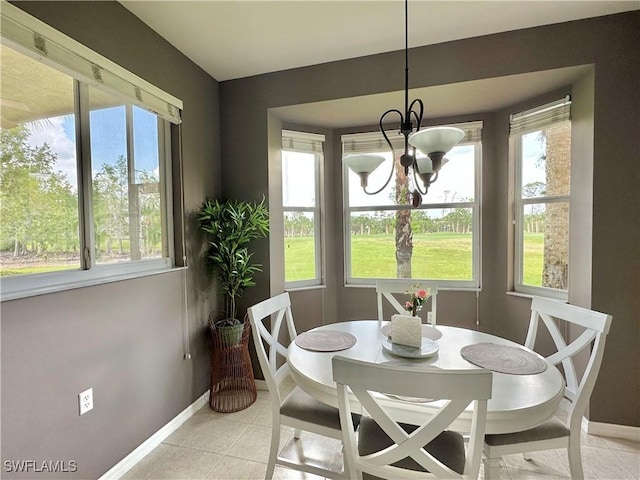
[
  {"left": 342, "top": 124, "right": 481, "bottom": 288},
  {"left": 0, "top": 21, "right": 177, "bottom": 300}
]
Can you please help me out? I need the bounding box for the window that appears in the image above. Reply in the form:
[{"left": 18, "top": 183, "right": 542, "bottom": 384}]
[
  {"left": 282, "top": 130, "right": 324, "bottom": 288},
  {"left": 342, "top": 122, "right": 482, "bottom": 289},
  {"left": 0, "top": 3, "right": 182, "bottom": 300},
  {"left": 89, "top": 89, "right": 168, "bottom": 264},
  {"left": 511, "top": 97, "right": 571, "bottom": 300}
]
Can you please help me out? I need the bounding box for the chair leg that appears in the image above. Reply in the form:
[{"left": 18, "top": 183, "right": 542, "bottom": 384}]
[
  {"left": 341, "top": 444, "right": 353, "bottom": 480},
  {"left": 293, "top": 428, "right": 302, "bottom": 439},
  {"left": 266, "top": 423, "right": 280, "bottom": 480},
  {"left": 522, "top": 452, "right": 532, "bottom": 460},
  {"left": 483, "top": 455, "right": 501, "bottom": 480},
  {"left": 567, "top": 436, "right": 584, "bottom": 480}
]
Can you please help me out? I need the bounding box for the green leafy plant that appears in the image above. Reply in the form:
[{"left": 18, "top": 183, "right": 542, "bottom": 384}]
[{"left": 199, "top": 197, "right": 269, "bottom": 323}]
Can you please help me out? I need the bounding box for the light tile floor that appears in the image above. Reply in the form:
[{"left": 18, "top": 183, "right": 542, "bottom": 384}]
[{"left": 122, "top": 381, "right": 639, "bottom": 480}]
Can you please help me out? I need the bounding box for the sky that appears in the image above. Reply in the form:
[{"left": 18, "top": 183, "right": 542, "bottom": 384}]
[
  {"left": 26, "top": 115, "right": 77, "bottom": 186},
  {"left": 26, "top": 105, "right": 160, "bottom": 190},
  {"left": 282, "top": 150, "right": 315, "bottom": 207},
  {"left": 25, "top": 113, "right": 545, "bottom": 201},
  {"left": 346, "top": 144, "right": 476, "bottom": 208},
  {"left": 282, "top": 131, "right": 546, "bottom": 218},
  {"left": 345, "top": 132, "right": 546, "bottom": 209},
  {"left": 521, "top": 130, "right": 546, "bottom": 186}
]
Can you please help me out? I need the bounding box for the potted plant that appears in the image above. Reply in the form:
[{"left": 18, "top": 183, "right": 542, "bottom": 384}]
[{"left": 199, "top": 197, "right": 269, "bottom": 346}]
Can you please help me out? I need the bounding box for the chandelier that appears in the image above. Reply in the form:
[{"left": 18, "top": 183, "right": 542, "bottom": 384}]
[{"left": 343, "top": 0, "right": 464, "bottom": 207}]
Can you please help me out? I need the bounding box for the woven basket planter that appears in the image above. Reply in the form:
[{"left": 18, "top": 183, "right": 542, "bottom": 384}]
[{"left": 209, "top": 317, "right": 257, "bottom": 412}]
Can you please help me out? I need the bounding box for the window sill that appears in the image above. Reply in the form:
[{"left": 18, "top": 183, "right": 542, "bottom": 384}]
[
  {"left": 285, "top": 284, "right": 326, "bottom": 293},
  {"left": 506, "top": 290, "right": 568, "bottom": 302},
  {"left": 1, "top": 265, "right": 187, "bottom": 302},
  {"left": 506, "top": 291, "right": 534, "bottom": 299},
  {"left": 344, "top": 283, "right": 481, "bottom": 293}
]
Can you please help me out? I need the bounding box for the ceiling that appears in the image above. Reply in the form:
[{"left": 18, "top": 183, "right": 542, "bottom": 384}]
[
  {"left": 119, "top": 1, "right": 638, "bottom": 127},
  {"left": 271, "top": 65, "right": 590, "bottom": 128},
  {"left": 120, "top": 1, "right": 637, "bottom": 82}
]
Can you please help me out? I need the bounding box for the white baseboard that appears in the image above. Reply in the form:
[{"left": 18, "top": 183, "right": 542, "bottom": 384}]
[
  {"left": 99, "top": 390, "right": 210, "bottom": 480},
  {"left": 100, "top": 380, "right": 268, "bottom": 479},
  {"left": 582, "top": 416, "right": 640, "bottom": 441}
]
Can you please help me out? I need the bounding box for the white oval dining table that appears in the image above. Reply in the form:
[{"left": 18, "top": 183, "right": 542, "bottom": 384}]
[{"left": 287, "top": 320, "right": 565, "bottom": 435}]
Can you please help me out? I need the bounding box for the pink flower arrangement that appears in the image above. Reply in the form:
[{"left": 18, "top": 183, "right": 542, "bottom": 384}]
[{"left": 404, "top": 285, "right": 429, "bottom": 317}]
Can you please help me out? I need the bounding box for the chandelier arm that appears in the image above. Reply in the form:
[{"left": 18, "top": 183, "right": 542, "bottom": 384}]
[
  {"left": 382, "top": 107, "right": 411, "bottom": 167},
  {"left": 405, "top": 99, "right": 424, "bottom": 166},
  {"left": 379, "top": 108, "right": 404, "bottom": 147},
  {"left": 413, "top": 169, "right": 429, "bottom": 196},
  {"left": 360, "top": 109, "right": 404, "bottom": 195},
  {"left": 408, "top": 98, "right": 424, "bottom": 131},
  {"left": 362, "top": 157, "right": 397, "bottom": 195}
]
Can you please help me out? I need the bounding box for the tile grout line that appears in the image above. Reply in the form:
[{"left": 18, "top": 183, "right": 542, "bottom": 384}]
[{"left": 131, "top": 401, "right": 639, "bottom": 480}]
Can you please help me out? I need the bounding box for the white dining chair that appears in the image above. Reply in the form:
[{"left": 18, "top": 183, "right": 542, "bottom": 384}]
[
  {"left": 482, "top": 296, "right": 613, "bottom": 480},
  {"left": 333, "top": 356, "right": 492, "bottom": 479},
  {"left": 375, "top": 279, "right": 438, "bottom": 326},
  {"left": 247, "top": 292, "right": 360, "bottom": 480}
]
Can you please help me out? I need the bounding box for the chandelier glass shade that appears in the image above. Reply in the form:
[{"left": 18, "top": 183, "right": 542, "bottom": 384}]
[
  {"left": 343, "top": 154, "right": 386, "bottom": 188},
  {"left": 343, "top": 0, "right": 464, "bottom": 206}
]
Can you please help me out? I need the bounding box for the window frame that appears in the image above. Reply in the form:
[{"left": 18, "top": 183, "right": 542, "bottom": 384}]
[
  {"left": 342, "top": 123, "right": 482, "bottom": 291},
  {"left": 0, "top": 4, "right": 181, "bottom": 301},
  {"left": 511, "top": 97, "right": 571, "bottom": 301},
  {"left": 281, "top": 131, "right": 324, "bottom": 289}
]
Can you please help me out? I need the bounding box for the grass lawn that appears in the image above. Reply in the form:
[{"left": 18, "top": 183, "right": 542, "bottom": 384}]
[
  {"left": 0, "top": 264, "right": 77, "bottom": 276},
  {"left": 522, "top": 232, "right": 544, "bottom": 286},
  {"left": 285, "top": 232, "right": 545, "bottom": 286},
  {"left": 284, "top": 236, "right": 317, "bottom": 280},
  {"left": 3, "top": 234, "right": 546, "bottom": 286},
  {"left": 350, "top": 233, "right": 473, "bottom": 279}
]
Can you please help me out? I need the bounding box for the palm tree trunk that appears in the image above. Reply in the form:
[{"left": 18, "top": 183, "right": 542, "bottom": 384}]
[
  {"left": 394, "top": 154, "right": 412, "bottom": 278},
  {"left": 542, "top": 122, "right": 571, "bottom": 289}
]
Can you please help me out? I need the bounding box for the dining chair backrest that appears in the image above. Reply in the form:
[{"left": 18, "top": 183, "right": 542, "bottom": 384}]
[
  {"left": 247, "top": 292, "right": 297, "bottom": 403},
  {"left": 376, "top": 279, "right": 438, "bottom": 326},
  {"left": 332, "top": 356, "right": 492, "bottom": 479},
  {"left": 524, "top": 296, "right": 613, "bottom": 431}
]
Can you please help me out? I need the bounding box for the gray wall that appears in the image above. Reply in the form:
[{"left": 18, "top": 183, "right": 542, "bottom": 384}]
[
  {"left": 1, "top": 7, "right": 637, "bottom": 479},
  {"left": 2, "top": 2, "right": 221, "bottom": 478},
  {"left": 221, "top": 12, "right": 639, "bottom": 428}
]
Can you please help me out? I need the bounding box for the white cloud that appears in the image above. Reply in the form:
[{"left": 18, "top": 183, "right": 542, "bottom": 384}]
[{"left": 26, "top": 116, "right": 77, "bottom": 189}]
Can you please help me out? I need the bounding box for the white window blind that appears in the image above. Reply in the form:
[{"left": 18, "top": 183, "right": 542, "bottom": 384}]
[
  {"left": 0, "top": 2, "right": 182, "bottom": 124},
  {"left": 282, "top": 129, "right": 324, "bottom": 154},
  {"left": 342, "top": 121, "right": 483, "bottom": 155},
  {"left": 510, "top": 96, "right": 571, "bottom": 136}
]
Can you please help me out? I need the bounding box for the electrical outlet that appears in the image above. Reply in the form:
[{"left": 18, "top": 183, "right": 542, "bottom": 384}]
[{"left": 79, "top": 388, "right": 93, "bottom": 415}]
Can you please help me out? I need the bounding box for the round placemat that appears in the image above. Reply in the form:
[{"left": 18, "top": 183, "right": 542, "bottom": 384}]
[
  {"left": 460, "top": 342, "right": 547, "bottom": 375},
  {"left": 294, "top": 330, "right": 357, "bottom": 352}
]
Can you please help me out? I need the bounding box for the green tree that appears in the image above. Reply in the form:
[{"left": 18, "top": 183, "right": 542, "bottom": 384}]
[
  {"left": 522, "top": 181, "right": 546, "bottom": 233},
  {"left": 93, "top": 155, "right": 130, "bottom": 258},
  {"left": 284, "top": 212, "right": 314, "bottom": 237},
  {"left": 522, "top": 181, "right": 546, "bottom": 198},
  {"left": 0, "top": 125, "right": 77, "bottom": 257},
  {"left": 351, "top": 214, "right": 374, "bottom": 235},
  {"left": 446, "top": 207, "right": 472, "bottom": 233},
  {"left": 137, "top": 170, "right": 161, "bottom": 257},
  {"left": 411, "top": 210, "right": 436, "bottom": 233}
]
